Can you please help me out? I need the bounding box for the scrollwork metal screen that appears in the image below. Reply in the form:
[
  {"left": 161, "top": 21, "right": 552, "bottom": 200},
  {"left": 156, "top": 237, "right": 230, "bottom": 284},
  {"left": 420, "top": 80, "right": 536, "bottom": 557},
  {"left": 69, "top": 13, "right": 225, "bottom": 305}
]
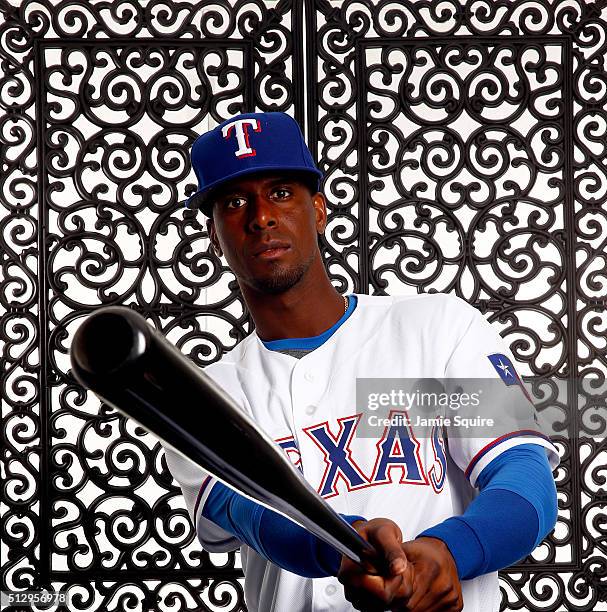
[{"left": 1, "top": 1, "right": 606, "bottom": 610}]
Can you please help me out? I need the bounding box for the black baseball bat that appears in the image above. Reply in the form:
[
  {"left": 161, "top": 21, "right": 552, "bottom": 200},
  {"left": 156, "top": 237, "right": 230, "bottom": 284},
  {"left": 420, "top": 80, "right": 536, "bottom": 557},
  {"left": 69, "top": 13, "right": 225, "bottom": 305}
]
[{"left": 69, "top": 306, "right": 379, "bottom": 568}]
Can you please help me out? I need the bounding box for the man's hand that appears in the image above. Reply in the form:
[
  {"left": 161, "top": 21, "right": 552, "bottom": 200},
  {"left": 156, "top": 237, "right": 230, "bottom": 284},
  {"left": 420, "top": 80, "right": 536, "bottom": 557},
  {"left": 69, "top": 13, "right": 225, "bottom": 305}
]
[
  {"left": 337, "top": 518, "right": 414, "bottom": 611},
  {"left": 400, "top": 537, "right": 463, "bottom": 612}
]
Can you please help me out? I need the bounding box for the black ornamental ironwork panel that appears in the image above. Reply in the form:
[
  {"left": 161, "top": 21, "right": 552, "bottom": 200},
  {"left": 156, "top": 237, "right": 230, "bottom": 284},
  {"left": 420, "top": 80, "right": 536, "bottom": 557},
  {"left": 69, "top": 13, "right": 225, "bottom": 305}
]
[
  {"left": 1, "top": 1, "right": 606, "bottom": 611},
  {"left": 1, "top": 1, "right": 303, "bottom": 610},
  {"left": 307, "top": 1, "right": 607, "bottom": 610}
]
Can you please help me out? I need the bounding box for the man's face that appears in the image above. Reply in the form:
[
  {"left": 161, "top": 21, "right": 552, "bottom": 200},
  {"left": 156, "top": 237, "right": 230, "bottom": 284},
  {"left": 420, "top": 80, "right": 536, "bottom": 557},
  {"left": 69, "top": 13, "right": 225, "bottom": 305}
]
[{"left": 206, "top": 172, "right": 327, "bottom": 294}]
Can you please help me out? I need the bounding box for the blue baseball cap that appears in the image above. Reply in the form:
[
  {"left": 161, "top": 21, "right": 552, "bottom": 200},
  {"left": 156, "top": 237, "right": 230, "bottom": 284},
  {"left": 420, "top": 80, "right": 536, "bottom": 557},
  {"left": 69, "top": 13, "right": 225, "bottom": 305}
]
[{"left": 186, "top": 112, "right": 323, "bottom": 216}]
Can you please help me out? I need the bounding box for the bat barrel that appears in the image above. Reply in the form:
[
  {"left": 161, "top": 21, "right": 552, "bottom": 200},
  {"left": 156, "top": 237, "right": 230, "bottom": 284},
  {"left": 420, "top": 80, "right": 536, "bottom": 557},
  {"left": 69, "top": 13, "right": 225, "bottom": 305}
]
[{"left": 70, "top": 307, "right": 380, "bottom": 569}]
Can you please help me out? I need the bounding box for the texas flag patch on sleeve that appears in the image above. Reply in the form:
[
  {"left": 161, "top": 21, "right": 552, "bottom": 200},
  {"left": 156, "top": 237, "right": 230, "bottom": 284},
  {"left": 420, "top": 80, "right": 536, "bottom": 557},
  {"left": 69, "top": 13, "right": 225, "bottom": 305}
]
[
  {"left": 487, "top": 353, "right": 519, "bottom": 385},
  {"left": 487, "top": 353, "right": 533, "bottom": 402}
]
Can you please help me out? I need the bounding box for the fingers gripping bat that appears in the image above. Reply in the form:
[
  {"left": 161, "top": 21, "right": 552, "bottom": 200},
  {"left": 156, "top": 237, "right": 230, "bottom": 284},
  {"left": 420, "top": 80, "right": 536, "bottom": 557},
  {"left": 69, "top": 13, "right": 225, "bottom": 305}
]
[{"left": 69, "top": 307, "right": 379, "bottom": 568}]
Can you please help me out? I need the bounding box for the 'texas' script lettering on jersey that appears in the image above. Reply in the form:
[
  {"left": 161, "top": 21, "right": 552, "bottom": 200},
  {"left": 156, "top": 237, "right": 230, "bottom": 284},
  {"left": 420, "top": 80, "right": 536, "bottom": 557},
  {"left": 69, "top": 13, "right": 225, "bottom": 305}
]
[{"left": 275, "top": 411, "right": 448, "bottom": 498}]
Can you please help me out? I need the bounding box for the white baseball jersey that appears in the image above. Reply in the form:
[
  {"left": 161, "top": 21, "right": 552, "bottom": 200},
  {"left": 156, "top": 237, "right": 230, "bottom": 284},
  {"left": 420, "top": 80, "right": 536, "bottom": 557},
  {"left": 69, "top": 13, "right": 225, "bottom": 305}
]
[{"left": 163, "top": 292, "right": 560, "bottom": 612}]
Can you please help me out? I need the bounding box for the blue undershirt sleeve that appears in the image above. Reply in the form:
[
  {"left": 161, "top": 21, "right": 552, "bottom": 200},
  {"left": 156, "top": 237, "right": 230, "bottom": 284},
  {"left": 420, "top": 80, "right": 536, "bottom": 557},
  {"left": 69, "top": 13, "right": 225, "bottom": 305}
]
[
  {"left": 417, "top": 443, "right": 558, "bottom": 580},
  {"left": 202, "top": 482, "right": 364, "bottom": 578}
]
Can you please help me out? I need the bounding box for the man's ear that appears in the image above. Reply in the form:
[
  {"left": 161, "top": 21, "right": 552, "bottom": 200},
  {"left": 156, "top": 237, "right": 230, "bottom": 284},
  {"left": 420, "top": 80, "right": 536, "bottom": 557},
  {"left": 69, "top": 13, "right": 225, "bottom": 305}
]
[
  {"left": 312, "top": 192, "right": 327, "bottom": 234},
  {"left": 207, "top": 219, "right": 223, "bottom": 257}
]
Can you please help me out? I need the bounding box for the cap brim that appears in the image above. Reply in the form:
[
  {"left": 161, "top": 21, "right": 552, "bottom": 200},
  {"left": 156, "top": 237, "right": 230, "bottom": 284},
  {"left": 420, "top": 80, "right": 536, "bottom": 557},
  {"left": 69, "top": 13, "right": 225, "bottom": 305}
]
[{"left": 185, "top": 191, "right": 210, "bottom": 212}]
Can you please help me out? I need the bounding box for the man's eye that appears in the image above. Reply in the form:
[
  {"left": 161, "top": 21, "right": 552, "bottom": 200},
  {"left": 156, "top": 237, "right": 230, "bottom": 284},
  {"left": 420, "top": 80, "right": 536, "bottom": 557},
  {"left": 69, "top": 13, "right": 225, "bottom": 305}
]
[
  {"left": 272, "top": 188, "right": 292, "bottom": 199},
  {"left": 226, "top": 197, "right": 246, "bottom": 209}
]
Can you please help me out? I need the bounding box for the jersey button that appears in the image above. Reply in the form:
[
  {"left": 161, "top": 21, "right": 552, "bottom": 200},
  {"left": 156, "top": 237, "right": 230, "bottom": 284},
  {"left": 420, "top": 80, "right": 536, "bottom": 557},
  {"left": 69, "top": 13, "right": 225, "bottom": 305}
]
[
  {"left": 304, "top": 371, "right": 314, "bottom": 382},
  {"left": 305, "top": 405, "right": 317, "bottom": 415},
  {"left": 325, "top": 584, "right": 337, "bottom": 596}
]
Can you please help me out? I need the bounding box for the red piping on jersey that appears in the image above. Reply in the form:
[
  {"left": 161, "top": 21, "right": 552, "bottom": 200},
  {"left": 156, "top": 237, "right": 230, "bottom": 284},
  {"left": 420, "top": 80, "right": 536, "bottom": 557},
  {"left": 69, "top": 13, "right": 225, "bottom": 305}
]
[
  {"left": 194, "top": 475, "right": 213, "bottom": 522},
  {"left": 464, "top": 429, "right": 552, "bottom": 481}
]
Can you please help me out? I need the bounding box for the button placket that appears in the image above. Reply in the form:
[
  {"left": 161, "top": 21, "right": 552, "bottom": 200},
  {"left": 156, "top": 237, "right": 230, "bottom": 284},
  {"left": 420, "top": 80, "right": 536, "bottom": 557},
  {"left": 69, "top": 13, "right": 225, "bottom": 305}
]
[{"left": 289, "top": 361, "right": 327, "bottom": 487}]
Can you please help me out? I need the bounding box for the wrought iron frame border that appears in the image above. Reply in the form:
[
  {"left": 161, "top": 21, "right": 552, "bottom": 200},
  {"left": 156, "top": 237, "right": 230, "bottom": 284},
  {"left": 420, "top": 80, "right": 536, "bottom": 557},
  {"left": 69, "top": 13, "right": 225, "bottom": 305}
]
[{"left": 0, "top": 0, "right": 605, "bottom": 609}]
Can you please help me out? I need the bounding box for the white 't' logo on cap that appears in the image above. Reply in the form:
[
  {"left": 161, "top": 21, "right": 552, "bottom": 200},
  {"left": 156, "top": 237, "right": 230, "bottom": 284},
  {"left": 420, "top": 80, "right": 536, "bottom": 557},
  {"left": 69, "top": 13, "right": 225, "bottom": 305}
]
[{"left": 222, "top": 118, "right": 261, "bottom": 158}]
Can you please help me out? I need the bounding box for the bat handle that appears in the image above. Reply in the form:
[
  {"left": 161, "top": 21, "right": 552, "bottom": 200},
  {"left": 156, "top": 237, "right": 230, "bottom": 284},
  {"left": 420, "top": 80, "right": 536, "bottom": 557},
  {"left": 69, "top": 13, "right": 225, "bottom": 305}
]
[{"left": 345, "top": 523, "right": 392, "bottom": 577}]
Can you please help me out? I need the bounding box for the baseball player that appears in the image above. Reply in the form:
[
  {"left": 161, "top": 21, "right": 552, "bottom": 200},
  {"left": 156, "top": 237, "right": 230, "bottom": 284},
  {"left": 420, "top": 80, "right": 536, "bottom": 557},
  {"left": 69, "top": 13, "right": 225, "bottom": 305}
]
[{"left": 162, "top": 112, "right": 559, "bottom": 611}]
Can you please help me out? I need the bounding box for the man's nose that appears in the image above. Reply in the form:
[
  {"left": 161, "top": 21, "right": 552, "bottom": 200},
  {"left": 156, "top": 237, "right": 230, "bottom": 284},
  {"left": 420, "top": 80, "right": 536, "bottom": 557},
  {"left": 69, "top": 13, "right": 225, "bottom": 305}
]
[{"left": 247, "top": 195, "right": 277, "bottom": 231}]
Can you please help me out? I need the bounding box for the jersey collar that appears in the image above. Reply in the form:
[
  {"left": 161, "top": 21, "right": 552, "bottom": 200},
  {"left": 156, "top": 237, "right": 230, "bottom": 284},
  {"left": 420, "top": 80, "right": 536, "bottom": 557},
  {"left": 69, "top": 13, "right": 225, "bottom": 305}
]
[{"left": 260, "top": 294, "right": 358, "bottom": 352}]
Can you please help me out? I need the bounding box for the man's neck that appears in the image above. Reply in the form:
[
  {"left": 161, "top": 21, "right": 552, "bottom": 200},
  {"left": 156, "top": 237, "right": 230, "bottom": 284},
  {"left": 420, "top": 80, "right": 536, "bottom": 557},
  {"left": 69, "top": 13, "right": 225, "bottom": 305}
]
[{"left": 241, "top": 263, "right": 346, "bottom": 342}]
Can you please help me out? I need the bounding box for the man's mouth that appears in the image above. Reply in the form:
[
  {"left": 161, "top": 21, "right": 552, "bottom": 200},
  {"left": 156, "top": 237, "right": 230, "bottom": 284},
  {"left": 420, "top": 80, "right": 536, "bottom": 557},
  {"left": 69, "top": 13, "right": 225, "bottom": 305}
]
[{"left": 252, "top": 241, "right": 291, "bottom": 259}]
